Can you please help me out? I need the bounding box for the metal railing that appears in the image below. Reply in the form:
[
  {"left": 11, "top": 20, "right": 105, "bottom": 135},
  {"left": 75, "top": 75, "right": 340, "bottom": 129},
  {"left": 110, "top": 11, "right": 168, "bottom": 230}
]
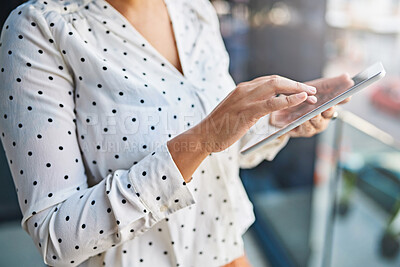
[{"left": 311, "top": 108, "right": 400, "bottom": 267}]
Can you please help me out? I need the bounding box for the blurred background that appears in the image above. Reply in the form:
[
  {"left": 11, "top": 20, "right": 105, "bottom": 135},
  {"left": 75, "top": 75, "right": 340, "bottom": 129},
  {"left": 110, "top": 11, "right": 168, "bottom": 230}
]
[{"left": 1, "top": 0, "right": 400, "bottom": 267}]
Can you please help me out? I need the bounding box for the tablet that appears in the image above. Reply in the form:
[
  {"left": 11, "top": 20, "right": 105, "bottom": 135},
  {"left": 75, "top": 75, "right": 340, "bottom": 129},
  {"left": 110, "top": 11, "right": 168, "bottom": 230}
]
[{"left": 240, "top": 62, "right": 386, "bottom": 155}]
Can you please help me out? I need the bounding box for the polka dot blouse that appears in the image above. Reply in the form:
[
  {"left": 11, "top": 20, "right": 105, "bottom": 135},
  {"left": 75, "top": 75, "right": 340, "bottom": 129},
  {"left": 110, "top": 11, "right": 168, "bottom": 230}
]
[{"left": 0, "top": 0, "right": 289, "bottom": 266}]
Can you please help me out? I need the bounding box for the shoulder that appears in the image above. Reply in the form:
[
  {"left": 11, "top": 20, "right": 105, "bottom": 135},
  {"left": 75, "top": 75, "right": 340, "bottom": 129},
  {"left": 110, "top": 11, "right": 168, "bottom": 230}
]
[
  {"left": 2, "top": 2, "right": 49, "bottom": 34},
  {"left": 2, "top": 1, "right": 42, "bottom": 29},
  {"left": 1, "top": 0, "right": 93, "bottom": 46},
  {"left": 1, "top": 0, "right": 91, "bottom": 31},
  {"left": 8, "top": 0, "right": 93, "bottom": 14}
]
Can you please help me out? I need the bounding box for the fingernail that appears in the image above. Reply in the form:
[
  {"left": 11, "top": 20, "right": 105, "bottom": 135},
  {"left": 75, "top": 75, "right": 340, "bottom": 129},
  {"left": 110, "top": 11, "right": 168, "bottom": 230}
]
[
  {"left": 308, "top": 86, "right": 317, "bottom": 94},
  {"left": 308, "top": 95, "right": 317, "bottom": 103},
  {"left": 297, "top": 92, "right": 307, "bottom": 99}
]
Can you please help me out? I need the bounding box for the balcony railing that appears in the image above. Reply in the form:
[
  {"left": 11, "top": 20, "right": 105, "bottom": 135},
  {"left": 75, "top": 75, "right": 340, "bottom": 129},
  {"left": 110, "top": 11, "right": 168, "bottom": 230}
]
[{"left": 241, "top": 108, "right": 400, "bottom": 267}]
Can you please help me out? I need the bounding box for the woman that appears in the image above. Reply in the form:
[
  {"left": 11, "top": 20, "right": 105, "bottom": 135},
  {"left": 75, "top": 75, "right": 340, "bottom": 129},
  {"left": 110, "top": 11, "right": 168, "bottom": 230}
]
[{"left": 0, "top": 0, "right": 353, "bottom": 266}]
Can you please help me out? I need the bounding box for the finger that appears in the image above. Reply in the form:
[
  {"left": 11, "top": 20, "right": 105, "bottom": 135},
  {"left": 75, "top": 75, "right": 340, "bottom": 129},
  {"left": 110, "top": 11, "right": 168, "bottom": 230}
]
[
  {"left": 289, "top": 126, "right": 301, "bottom": 137},
  {"left": 255, "top": 76, "right": 317, "bottom": 99},
  {"left": 296, "top": 121, "right": 316, "bottom": 137},
  {"left": 338, "top": 96, "right": 352, "bottom": 105},
  {"left": 306, "top": 95, "right": 318, "bottom": 104},
  {"left": 322, "top": 73, "right": 355, "bottom": 90},
  {"left": 321, "top": 107, "right": 335, "bottom": 119},
  {"left": 309, "top": 114, "right": 325, "bottom": 130},
  {"left": 338, "top": 73, "right": 355, "bottom": 88},
  {"left": 271, "top": 76, "right": 317, "bottom": 96},
  {"left": 262, "top": 92, "right": 308, "bottom": 114},
  {"left": 289, "top": 127, "right": 308, "bottom": 138},
  {"left": 305, "top": 77, "right": 326, "bottom": 86},
  {"left": 303, "top": 122, "right": 317, "bottom": 137},
  {"left": 306, "top": 73, "right": 355, "bottom": 93}
]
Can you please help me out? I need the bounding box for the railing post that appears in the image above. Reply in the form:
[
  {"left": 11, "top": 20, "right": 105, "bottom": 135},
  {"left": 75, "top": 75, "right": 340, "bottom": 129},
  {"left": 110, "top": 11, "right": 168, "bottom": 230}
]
[{"left": 322, "top": 117, "right": 344, "bottom": 267}]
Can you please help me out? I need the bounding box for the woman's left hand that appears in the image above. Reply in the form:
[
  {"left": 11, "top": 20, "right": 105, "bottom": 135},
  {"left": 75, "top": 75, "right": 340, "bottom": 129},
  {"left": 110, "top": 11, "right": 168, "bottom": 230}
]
[{"left": 270, "top": 73, "right": 354, "bottom": 138}]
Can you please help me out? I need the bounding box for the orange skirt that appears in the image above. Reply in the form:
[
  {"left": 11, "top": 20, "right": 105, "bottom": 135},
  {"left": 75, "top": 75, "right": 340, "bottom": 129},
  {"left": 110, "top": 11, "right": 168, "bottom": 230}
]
[{"left": 222, "top": 254, "right": 252, "bottom": 267}]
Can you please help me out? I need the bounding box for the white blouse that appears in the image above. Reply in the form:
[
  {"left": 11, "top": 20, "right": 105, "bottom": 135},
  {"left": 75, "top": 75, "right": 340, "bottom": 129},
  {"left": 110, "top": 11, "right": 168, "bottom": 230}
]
[{"left": 0, "top": 0, "right": 288, "bottom": 266}]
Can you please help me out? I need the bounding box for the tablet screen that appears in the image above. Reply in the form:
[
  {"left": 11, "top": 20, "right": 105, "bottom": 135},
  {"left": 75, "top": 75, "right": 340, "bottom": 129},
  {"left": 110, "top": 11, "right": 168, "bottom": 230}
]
[{"left": 241, "top": 62, "right": 385, "bottom": 154}]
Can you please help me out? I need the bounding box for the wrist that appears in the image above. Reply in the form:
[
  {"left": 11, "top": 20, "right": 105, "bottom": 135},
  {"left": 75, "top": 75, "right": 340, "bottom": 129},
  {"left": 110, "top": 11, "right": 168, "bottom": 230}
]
[
  {"left": 167, "top": 126, "right": 210, "bottom": 183},
  {"left": 193, "top": 121, "right": 214, "bottom": 155},
  {"left": 168, "top": 126, "right": 210, "bottom": 158}
]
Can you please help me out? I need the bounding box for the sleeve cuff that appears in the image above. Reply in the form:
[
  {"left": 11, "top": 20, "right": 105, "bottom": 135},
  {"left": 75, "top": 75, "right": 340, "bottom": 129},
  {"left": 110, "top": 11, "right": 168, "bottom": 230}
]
[{"left": 128, "top": 142, "right": 195, "bottom": 221}]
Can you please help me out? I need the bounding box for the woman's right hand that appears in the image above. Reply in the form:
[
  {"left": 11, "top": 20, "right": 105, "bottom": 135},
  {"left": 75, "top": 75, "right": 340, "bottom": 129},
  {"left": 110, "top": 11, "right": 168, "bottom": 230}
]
[
  {"left": 197, "top": 75, "right": 317, "bottom": 153},
  {"left": 168, "top": 75, "right": 316, "bottom": 182}
]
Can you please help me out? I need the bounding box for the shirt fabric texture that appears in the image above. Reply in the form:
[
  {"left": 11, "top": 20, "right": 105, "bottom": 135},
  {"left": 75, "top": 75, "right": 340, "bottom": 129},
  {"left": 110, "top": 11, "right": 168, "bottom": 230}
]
[{"left": 0, "top": 0, "right": 289, "bottom": 266}]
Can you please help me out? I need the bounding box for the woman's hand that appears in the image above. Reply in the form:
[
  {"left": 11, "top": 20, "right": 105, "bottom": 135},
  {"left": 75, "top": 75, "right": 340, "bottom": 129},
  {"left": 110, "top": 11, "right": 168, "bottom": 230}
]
[
  {"left": 167, "top": 75, "right": 316, "bottom": 181},
  {"left": 270, "top": 73, "right": 354, "bottom": 138},
  {"left": 198, "top": 75, "right": 317, "bottom": 152}
]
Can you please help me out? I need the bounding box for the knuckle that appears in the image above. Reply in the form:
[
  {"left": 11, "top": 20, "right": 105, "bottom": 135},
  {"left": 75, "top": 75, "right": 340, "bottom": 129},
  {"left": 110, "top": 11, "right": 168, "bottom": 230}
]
[
  {"left": 285, "top": 95, "right": 293, "bottom": 106},
  {"left": 267, "top": 77, "right": 280, "bottom": 92},
  {"left": 269, "top": 77, "right": 279, "bottom": 86},
  {"left": 310, "top": 117, "right": 319, "bottom": 124},
  {"left": 310, "top": 119, "right": 321, "bottom": 128},
  {"left": 306, "top": 126, "right": 316, "bottom": 136}
]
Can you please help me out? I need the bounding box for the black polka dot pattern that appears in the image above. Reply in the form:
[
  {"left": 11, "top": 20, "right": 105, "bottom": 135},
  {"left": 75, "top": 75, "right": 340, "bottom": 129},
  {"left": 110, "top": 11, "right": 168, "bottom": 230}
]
[{"left": 0, "top": 0, "right": 283, "bottom": 266}]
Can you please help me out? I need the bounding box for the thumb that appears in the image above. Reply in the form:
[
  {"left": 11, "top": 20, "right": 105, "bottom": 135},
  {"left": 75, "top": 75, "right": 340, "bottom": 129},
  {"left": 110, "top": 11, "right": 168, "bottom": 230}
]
[{"left": 325, "top": 73, "right": 354, "bottom": 90}]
